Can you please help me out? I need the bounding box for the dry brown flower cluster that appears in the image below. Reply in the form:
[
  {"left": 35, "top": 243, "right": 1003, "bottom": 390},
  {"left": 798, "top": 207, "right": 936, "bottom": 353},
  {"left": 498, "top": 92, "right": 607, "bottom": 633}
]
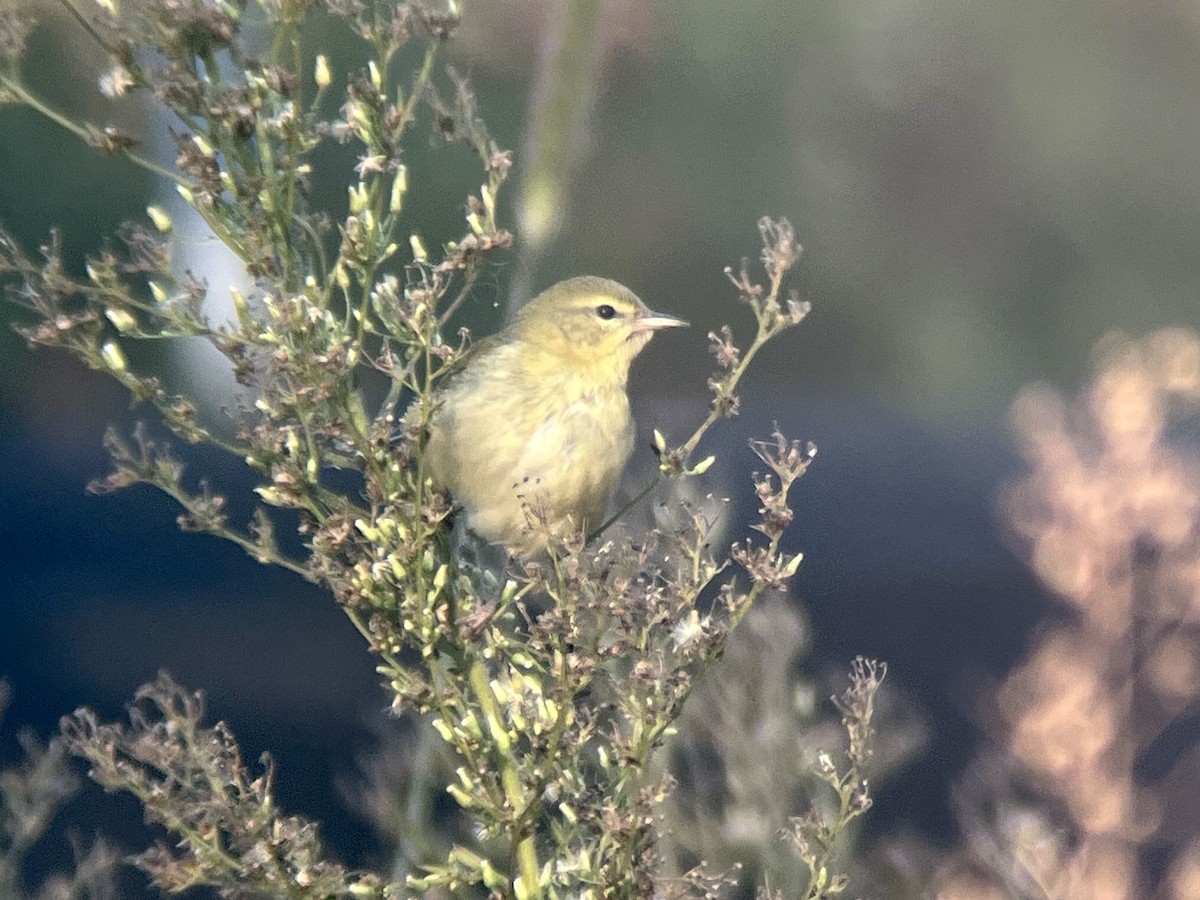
[{"left": 933, "top": 329, "right": 1200, "bottom": 899}]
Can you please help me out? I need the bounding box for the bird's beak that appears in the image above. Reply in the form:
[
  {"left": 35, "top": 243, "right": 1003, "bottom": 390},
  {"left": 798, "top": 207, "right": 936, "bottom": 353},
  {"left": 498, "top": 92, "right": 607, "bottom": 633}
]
[{"left": 633, "top": 310, "right": 689, "bottom": 333}]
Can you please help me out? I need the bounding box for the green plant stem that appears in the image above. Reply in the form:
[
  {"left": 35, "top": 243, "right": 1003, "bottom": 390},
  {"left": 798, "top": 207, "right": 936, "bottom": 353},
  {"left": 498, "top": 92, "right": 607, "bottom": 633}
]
[
  {"left": 509, "top": 0, "right": 603, "bottom": 309},
  {"left": 56, "top": 0, "right": 115, "bottom": 56},
  {"left": 679, "top": 327, "right": 772, "bottom": 463},
  {"left": 590, "top": 473, "right": 660, "bottom": 539},
  {"left": 400, "top": 41, "right": 439, "bottom": 130},
  {"left": 467, "top": 658, "right": 541, "bottom": 897},
  {"left": 0, "top": 77, "right": 185, "bottom": 187},
  {"left": 424, "top": 652, "right": 505, "bottom": 813}
]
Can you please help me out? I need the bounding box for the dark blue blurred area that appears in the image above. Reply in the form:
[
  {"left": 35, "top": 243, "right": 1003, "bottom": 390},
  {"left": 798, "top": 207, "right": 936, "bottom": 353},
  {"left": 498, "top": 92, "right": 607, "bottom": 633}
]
[
  {"left": 0, "top": 354, "right": 390, "bottom": 885},
  {"left": 757, "top": 397, "right": 1050, "bottom": 841}
]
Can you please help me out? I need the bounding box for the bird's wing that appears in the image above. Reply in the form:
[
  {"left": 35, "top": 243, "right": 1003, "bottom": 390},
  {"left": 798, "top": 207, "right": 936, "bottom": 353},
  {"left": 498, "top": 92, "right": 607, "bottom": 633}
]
[{"left": 429, "top": 329, "right": 507, "bottom": 391}]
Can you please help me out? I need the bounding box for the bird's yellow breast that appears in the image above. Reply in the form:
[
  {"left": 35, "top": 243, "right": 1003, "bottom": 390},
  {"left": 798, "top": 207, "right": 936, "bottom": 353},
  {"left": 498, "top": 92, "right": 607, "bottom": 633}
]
[{"left": 426, "top": 340, "right": 635, "bottom": 554}]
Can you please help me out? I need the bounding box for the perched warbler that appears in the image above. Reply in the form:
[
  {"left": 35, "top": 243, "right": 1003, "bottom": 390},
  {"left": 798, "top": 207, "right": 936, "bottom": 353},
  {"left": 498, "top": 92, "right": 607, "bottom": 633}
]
[{"left": 426, "top": 276, "right": 687, "bottom": 556}]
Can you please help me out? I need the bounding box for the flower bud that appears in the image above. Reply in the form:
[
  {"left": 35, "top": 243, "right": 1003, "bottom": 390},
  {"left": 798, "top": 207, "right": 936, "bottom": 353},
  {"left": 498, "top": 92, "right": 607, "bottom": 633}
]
[
  {"left": 348, "top": 181, "right": 369, "bottom": 215},
  {"left": 409, "top": 234, "right": 428, "bottom": 262},
  {"left": 100, "top": 341, "right": 127, "bottom": 371},
  {"left": 146, "top": 205, "right": 172, "bottom": 233},
  {"left": 314, "top": 55, "right": 331, "bottom": 88},
  {"left": 105, "top": 308, "right": 137, "bottom": 333},
  {"left": 389, "top": 164, "right": 407, "bottom": 213}
]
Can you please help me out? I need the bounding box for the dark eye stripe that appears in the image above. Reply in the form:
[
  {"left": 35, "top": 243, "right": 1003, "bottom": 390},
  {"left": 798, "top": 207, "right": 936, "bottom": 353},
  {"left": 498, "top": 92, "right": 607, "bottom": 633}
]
[{"left": 596, "top": 304, "right": 617, "bottom": 320}]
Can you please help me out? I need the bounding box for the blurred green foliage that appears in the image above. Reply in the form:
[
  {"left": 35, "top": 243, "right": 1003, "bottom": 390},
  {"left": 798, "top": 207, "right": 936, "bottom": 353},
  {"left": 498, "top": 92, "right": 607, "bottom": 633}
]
[{"left": 7, "top": 0, "right": 1200, "bottom": 427}]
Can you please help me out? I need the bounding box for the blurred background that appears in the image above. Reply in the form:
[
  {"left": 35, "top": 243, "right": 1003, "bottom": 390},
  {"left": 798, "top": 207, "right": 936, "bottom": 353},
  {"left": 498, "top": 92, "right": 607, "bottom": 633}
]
[{"left": 4, "top": 0, "right": 1200, "bottom": 895}]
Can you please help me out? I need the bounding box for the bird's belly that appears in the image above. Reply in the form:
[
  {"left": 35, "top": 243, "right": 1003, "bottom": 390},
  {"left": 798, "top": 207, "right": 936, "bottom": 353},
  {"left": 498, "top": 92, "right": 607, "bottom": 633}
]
[
  {"left": 515, "top": 400, "right": 631, "bottom": 509},
  {"left": 445, "top": 391, "right": 633, "bottom": 547}
]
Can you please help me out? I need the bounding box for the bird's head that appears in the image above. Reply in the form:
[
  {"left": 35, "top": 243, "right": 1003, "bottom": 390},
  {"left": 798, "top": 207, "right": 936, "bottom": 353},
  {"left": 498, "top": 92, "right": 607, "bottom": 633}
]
[{"left": 512, "top": 276, "right": 687, "bottom": 382}]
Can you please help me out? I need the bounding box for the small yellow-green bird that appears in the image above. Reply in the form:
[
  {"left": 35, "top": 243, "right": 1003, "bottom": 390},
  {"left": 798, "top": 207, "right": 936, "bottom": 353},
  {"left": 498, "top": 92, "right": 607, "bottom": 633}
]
[{"left": 426, "top": 276, "right": 687, "bottom": 556}]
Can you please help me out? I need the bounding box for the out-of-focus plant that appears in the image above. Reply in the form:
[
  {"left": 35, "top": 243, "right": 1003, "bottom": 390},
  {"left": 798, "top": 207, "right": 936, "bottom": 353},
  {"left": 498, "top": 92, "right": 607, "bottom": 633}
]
[
  {"left": 930, "top": 329, "right": 1200, "bottom": 899},
  {"left": 0, "top": 0, "right": 879, "bottom": 896},
  {"left": 663, "top": 597, "right": 888, "bottom": 899},
  {"left": 0, "top": 681, "right": 118, "bottom": 900}
]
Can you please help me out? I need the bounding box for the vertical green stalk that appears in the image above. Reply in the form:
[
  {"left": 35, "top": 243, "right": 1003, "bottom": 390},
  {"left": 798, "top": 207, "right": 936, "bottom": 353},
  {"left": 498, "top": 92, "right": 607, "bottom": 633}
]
[
  {"left": 467, "top": 658, "right": 541, "bottom": 897},
  {"left": 509, "top": 0, "right": 603, "bottom": 313}
]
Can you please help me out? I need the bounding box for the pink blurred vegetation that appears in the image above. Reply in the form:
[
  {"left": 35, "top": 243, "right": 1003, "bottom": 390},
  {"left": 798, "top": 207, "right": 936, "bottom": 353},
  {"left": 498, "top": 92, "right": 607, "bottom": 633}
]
[{"left": 936, "top": 329, "right": 1200, "bottom": 898}]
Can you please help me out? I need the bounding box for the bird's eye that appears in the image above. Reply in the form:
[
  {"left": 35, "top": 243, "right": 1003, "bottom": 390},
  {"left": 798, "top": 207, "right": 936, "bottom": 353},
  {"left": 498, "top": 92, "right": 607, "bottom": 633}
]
[{"left": 596, "top": 304, "right": 617, "bottom": 320}]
